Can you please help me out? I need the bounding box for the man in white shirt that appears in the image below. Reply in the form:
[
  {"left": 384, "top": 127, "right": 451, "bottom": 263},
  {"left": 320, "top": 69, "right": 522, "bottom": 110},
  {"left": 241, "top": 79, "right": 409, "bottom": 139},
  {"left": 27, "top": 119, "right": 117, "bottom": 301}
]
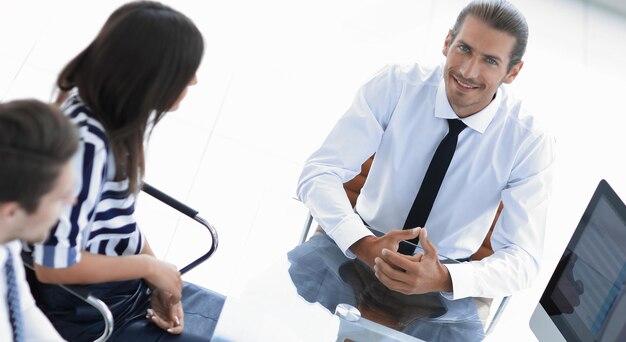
[
  {"left": 0, "top": 100, "right": 78, "bottom": 341},
  {"left": 298, "top": 0, "right": 555, "bottom": 299}
]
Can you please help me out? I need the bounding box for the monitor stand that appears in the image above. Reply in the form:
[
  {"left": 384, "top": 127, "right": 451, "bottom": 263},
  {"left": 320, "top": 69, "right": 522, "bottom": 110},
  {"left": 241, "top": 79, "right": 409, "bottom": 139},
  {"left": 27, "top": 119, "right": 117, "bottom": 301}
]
[{"left": 529, "top": 304, "right": 566, "bottom": 342}]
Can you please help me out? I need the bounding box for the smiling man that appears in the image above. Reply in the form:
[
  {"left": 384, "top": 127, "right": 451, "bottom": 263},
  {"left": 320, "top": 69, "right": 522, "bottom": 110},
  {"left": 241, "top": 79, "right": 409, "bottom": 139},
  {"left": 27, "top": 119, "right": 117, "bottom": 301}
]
[{"left": 298, "top": 0, "right": 555, "bottom": 300}]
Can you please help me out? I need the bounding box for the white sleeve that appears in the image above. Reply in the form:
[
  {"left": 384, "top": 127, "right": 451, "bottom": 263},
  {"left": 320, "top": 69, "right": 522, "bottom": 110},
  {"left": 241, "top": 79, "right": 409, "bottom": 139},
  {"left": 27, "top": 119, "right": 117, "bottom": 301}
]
[
  {"left": 11, "top": 245, "right": 66, "bottom": 341},
  {"left": 297, "top": 65, "right": 402, "bottom": 257},
  {"left": 21, "top": 292, "right": 66, "bottom": 342},
  {"left": 446, "top": 132, "right": 556, "bottom": 299}
]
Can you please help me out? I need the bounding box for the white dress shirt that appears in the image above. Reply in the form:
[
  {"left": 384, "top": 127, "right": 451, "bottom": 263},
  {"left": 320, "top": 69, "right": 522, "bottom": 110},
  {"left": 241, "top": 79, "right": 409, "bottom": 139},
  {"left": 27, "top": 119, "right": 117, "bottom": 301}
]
[
  {"left": 1, "top": 241, "right": 65, "bottom": 341},
  {"left": 297, "top": 63, "right": 556, "bottom": 299}
]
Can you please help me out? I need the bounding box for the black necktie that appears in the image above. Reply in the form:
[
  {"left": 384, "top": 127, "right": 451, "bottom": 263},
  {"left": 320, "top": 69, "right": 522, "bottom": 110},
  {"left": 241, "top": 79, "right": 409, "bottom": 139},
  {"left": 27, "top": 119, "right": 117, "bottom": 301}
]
[
  {"left": 5, "top": 248, "right": 24, "bottom": 342},
  {"left": 399, "top": 119, "right": 467, "bottom": 255}
]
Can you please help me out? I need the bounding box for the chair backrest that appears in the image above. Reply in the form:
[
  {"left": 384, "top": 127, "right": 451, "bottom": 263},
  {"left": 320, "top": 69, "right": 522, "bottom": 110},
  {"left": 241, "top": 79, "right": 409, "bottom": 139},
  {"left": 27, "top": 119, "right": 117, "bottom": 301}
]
[{"left": 344, "top": 155, "right": 501, "bottom": 261}]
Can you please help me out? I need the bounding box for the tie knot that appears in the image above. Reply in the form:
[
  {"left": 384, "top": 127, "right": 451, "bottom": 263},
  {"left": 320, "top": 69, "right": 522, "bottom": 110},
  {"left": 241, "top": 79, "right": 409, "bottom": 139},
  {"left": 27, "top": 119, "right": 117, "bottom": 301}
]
[{"left": 447, "top": 119, "right": 466, "bottom": 136}]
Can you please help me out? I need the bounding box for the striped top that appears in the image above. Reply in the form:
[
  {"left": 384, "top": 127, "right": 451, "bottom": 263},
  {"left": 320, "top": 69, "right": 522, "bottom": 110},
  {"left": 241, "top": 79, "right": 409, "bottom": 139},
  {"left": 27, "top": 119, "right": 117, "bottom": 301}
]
[{"left": 33, "top": 91, "right": 144, "bottom": 268}]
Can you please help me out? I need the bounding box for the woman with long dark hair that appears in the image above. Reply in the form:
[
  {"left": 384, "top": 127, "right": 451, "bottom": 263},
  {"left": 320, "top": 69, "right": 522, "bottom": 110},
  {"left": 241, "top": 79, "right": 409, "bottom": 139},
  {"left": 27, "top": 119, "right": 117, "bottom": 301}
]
[{"left": 29, "top": 2, "right": 223, "bottom": 340}]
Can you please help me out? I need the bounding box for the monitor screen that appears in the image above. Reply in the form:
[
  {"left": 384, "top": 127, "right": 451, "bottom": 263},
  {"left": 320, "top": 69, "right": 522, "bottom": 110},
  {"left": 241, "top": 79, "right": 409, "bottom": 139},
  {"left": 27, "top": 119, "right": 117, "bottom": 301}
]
[{"left": 540, "top": 180, "right": 626, "bottom": 341}]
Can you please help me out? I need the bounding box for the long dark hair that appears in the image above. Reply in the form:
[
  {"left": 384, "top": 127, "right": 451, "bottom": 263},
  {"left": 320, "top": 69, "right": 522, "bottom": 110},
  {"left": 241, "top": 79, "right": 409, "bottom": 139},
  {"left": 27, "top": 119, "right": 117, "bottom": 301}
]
[{"left": 56, "top": 1, "right": 204, "bottom": 193}]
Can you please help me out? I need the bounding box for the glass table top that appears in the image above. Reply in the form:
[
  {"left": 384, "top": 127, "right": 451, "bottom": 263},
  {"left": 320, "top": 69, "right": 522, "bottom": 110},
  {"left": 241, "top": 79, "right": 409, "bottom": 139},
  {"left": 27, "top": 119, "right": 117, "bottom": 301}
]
[{"left": 211, "top": 230, "right": 489, "bottom": 341}]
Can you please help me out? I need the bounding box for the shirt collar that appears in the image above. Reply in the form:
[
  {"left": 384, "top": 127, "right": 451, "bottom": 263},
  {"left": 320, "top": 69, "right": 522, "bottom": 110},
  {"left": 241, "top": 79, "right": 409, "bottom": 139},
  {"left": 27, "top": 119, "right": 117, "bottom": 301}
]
[{"left": 434, "top": 79, "right": 502, "bottom": 134}]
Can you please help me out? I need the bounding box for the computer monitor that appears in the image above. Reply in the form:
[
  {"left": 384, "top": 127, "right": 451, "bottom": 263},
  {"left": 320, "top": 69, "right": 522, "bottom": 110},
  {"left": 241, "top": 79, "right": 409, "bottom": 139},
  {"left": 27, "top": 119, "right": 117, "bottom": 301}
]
[{"left": 531, "top": 179, "right": 626, "bottom": 341}]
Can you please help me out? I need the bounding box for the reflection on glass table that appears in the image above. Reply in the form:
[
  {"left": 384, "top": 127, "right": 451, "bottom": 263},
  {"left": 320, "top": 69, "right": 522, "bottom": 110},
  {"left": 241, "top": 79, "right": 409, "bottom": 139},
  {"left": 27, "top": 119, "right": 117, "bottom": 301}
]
[
  {"left": 211, "top": 228, "right": 491, "bottom": 341},
  {"left": 287, "top": 231, "right": 486, "bottom": 342}
]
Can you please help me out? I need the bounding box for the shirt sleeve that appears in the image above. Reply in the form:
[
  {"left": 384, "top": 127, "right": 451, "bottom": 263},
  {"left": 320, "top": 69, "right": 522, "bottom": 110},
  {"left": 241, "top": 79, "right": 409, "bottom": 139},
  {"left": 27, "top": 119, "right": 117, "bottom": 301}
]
[
  {"left": 296, "top": 65, "right": 403, "bottom": 257},
  {"left": 446, "top": 131, "right": 556, "bottom": 299},
  {"left": 7, "top": 243, "right": 66, "bottom": 341},
  {"left": 33, "top": 135, "right": 108, "bottom": 269}
]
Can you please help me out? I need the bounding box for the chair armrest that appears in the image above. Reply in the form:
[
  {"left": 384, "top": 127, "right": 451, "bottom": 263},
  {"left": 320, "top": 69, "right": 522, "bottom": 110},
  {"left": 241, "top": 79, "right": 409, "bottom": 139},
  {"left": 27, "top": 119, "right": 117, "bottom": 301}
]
[
  {"left": 21, "top": 252, "right": 114, "bottom": 342},
  {"left": 486, "top": 296, "right": 510, "bottom": 335},
  {"left": 141, "top": 182, "right": 219, "bottom": 275},
  {"left": 300, "top": 213, "right": 314, "bottom": 245}
]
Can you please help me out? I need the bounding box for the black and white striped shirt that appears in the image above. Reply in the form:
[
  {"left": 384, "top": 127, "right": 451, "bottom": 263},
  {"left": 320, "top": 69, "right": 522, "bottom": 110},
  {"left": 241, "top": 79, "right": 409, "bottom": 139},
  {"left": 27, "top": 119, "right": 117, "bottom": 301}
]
[{"left": 33, "top": 91, "right": 144, "bottom": 268}]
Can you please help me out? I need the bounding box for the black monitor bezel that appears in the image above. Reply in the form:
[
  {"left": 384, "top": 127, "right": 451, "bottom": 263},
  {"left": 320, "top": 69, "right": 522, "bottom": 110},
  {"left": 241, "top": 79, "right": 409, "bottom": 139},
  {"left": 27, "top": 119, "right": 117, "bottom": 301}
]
[{"left": 539, "top": 179, "right": 626, "bottom": 341}]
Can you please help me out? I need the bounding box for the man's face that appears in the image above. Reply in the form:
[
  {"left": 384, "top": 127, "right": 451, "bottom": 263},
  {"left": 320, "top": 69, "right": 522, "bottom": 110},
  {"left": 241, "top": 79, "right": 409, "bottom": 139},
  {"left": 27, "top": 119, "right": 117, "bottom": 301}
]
[
  {"left": 442, "top": 15, "right": 523, "bottom": 117},
  {"left": 17, "top": 161, "right": 76, "bottom": 243}
]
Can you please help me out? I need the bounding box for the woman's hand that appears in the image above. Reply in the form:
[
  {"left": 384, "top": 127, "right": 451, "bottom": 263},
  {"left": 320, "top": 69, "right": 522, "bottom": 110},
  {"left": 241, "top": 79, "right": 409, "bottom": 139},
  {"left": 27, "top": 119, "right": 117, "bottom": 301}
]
[
  {"left": 143, "top": 257, "right": 183, "bottom": 303},
  {"left": 146, "top": 288, "right": 185, "bottom": 334}
]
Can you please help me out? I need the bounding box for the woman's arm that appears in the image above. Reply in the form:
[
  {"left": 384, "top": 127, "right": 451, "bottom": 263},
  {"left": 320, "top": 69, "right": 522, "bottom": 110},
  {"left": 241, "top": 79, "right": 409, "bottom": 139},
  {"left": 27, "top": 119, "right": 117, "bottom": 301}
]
[
  {"left": 140, "top": 238, "right": 185, "bottom": 333},
  {"left": 34, "top": 250, "right": 183, "bottom": 302},
  {"left": 142, "top": 237, "right": 156, "bottom": 257}
]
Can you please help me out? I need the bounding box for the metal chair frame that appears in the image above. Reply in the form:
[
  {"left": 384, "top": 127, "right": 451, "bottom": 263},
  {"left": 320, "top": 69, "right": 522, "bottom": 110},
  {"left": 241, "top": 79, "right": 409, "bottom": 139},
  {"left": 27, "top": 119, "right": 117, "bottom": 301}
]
[{"left": 23, "top": 182, "right": 219, "bottom": 341}]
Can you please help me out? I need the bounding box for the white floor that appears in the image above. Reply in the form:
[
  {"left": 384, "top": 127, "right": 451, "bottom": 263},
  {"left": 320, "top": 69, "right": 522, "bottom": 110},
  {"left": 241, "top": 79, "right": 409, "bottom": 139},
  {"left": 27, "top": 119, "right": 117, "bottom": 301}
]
[{"left": 2, "top": 0, "right": 626, "bottom": 340}]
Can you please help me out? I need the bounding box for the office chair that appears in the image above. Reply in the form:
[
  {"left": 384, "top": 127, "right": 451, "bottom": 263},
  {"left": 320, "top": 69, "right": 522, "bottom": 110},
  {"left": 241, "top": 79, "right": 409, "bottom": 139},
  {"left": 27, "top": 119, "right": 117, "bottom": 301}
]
[
  {"left": 22, "top": 182, "right": 219, "bottom": 342},
  {"left": 299, "top": 155, "right": 508, "bottom": 334}
]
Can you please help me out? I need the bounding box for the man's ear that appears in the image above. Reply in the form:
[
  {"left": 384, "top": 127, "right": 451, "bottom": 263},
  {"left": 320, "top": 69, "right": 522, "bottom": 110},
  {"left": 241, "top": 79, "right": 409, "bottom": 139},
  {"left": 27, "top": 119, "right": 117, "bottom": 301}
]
[
  {"left": 0, "top": 202, "right": 20, "bottom": 219},
  {"left": 0, "top": 202, "right": 22, "bottom": 233},
  {"left": 442, "top": 30, "right": 452, "bottom": 57},
  {"left": 503, "top": 61, "right": 524, "bottom": 84},
  {"left": 0, "top": 202, "right": 23, "bottom": 243}
]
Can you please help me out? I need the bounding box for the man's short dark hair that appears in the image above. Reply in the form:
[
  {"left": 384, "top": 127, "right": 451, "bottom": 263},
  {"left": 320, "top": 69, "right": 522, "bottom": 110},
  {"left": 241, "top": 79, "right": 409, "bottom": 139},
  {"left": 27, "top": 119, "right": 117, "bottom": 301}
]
[
  {"left": 0, "top": 100, "right": 79, "bottom": 213},
  {"left": 450, "top": 0, "right": 528, "bottom": 70}
]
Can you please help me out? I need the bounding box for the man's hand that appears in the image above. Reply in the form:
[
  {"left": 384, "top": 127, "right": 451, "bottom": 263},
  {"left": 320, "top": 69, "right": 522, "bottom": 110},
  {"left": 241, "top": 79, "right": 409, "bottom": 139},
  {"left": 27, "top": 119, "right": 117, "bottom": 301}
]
[
  {"left": 146, "top": 288, "right": 185, "bottom": 334},
  {"left": 350, "top": 228, "right": 420, "bottom": 269},
  {"left": 373, "top": 228, "right": 453, "bottom": 294}
]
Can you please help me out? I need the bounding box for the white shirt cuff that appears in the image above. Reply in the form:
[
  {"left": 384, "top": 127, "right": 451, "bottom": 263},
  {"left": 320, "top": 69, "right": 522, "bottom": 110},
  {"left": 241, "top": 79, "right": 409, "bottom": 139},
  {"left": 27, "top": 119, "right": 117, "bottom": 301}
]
[
  {"left": 327, "top": 213, "right": 373, "bottom": 259},
  {"left": 444, "top": 262, "right": 476, "bottom": 300}
]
